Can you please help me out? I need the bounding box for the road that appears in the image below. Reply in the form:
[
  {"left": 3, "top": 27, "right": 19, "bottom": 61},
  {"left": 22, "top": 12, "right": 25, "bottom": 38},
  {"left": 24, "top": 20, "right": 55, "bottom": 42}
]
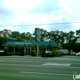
[{"left": 0, "top": 56, "right": 80, "bottom": 80}]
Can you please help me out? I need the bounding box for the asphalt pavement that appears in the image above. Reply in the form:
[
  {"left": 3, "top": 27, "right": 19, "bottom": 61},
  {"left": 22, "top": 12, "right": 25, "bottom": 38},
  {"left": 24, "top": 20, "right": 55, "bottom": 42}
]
[{"left": 0, "top": 56, "right": 80, "bottom": 80}]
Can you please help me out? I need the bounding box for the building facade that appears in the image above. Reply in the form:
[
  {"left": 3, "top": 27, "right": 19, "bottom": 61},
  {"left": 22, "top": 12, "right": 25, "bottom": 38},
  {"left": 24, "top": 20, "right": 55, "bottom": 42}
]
[{"left": 3, "top": 38, "right": 60, "bottom": 56}]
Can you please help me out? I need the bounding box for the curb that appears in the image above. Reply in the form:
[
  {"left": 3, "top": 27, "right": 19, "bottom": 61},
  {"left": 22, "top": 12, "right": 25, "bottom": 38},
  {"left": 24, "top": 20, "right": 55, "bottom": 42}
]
[{"left": 0, "top": 56, "right": 45, "bottom": 58}]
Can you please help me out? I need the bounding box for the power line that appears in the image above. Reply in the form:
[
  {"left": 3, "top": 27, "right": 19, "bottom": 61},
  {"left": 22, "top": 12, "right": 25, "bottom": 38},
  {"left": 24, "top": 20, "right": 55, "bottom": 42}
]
[{"left": 0, "top": 21, "right": 80, "bottom": 27}]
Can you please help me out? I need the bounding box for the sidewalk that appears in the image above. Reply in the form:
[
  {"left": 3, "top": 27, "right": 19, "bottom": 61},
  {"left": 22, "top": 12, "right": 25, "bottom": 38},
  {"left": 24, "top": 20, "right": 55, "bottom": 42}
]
[
  {"left": 62, "top": 55, "right": 80, "bottom": 58},
  {"left": 0, "top": 55, "right": 79, "bottom": 59},
  {"left": 0, "top": 55, "right": 44, "bottom": 58}
]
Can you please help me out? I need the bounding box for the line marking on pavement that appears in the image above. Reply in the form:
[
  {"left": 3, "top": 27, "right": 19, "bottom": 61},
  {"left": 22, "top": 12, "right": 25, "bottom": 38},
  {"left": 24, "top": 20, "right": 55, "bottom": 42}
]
[
  {"left": 42, "top": 63, "right": 71, "bottom": 66},
  {"left": 6, "top": 60, "right": 36, "bottom": 62},
  {"left": 47, "top": 58, "right": 80, "bottom": 60},
  {"left": 0, "top": 63, "right": 80, "bottom": 69},
  {"left": 20, "top": 71, "right": 72, "bottom": 77}
]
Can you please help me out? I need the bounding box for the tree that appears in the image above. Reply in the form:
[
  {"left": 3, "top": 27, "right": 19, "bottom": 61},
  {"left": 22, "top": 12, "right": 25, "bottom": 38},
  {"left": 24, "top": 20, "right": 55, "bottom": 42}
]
[
  {"left": 21, "top": 32, "right": 26, "bottom": 39},
  {"left": 76, "top": 29, "right": 80, "bottom": 37},
  {"left": 40, "top": 29, "right": 48, "bottom": 41},
  {"left": 11, "top": 31, "right": 21, "bottom": 41},
  {"left": 59, "top": 31, "right": 66, "bottom": 46},
  {"left": 48, "top": 31, "right": 56, "bottom": 42},
  {"left": 49, "top": 30, "right": 63, "bottom": 45},
  {"left": 25, "top": 32, "right": 34, "bottom": 41},
  {"left": 65, "top": 31, "right": 77, "bottom": 54},
  {"left": 0, "top": 36, "right": 8, "bottom": 49},
  {"left": 0, "top": 29, "right": 11, "bottom": 38}
]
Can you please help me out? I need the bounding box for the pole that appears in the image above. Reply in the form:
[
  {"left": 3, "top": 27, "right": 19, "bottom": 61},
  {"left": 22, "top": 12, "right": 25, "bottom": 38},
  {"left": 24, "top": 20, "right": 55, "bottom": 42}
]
[
  {"left": 24, "top": 47, "right": 26, "bottom": 55},
  {"left": 37, "top": 42, "right": 39, "bottom": 57},
  {"left": 35, "top": 28, "right": 40, "bottom": 57}
]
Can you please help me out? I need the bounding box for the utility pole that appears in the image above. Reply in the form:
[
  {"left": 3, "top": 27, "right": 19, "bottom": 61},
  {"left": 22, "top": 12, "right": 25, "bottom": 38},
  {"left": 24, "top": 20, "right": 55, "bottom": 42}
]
[{"left": 37, "top": 41, "right": 39, "bottom": 57}]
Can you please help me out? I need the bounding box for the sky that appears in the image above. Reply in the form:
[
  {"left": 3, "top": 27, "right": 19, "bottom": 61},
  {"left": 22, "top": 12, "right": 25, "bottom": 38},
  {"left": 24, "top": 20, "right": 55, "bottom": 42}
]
[{"left": 0, "top": 0, "right": 80, "bottom": 33}]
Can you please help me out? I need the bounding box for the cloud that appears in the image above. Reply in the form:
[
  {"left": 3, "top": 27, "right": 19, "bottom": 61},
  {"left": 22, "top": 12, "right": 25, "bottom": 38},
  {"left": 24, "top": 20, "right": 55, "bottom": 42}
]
[
  {"left": 3, "top": 0, "right": 41, "bottom": 14},
  {"left": 29, "top": 0, "right": 59, "bottom": 14},
  {"left": 0, "top": 7, "right": 14, "bottom": 25},
  {"left": 0, "top": 21, "right": 3, "bottom": 25},
  {"left": 0, "top": 0, "right": 80, "bottom": 33},
  {"left": 0, "top": 0, "right": 36, "bottom": 31},
  {"left": 62, "top": 0, "right": 80, "bottom": 20},
  {"left": 0, "top": 0, "right": 14, "bottom": 27},
  {"left": 0, "top": 7, "right": 13, "bottom": 16},
  {"left": 9, "top": 13, "right": 50, "bottom": 32},
  {"left": 10, "top": 13, "right": 49, "bottom": 25},
  {"left": 58, "top": 0, "right": 73, "bottom": 14},
  {"left": 46, "top": 14, "right": 73, "bottom": 32}
]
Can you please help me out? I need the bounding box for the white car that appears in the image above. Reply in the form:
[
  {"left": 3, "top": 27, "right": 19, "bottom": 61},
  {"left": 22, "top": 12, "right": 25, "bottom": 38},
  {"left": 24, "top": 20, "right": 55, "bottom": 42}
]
[
  {"left": 70, "top": 52, "right": 76, "bottom": 55},
  {"left": 76, "top": 52, "right": 80, "bottom": 56}
]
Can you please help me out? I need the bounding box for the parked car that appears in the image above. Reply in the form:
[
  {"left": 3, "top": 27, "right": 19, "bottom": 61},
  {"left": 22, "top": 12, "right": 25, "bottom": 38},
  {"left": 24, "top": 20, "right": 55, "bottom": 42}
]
[
  {"left": 59, "top": 49, "right": 69, "bottom": 55},
  {"left": 70, "top": 52, "right": 76, "bottom": 55},
  {"left": 76, "top": 52, "right": 80, "bottom": 56},
  {"left": 45, "top": 51, "right": 54, "bottom": 57}
]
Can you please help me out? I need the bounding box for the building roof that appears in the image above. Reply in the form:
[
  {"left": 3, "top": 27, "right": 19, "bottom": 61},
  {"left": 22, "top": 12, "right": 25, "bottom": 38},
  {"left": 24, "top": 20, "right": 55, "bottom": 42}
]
[{"left": 3, "top": 41, "right": 57, "bottom": 47}]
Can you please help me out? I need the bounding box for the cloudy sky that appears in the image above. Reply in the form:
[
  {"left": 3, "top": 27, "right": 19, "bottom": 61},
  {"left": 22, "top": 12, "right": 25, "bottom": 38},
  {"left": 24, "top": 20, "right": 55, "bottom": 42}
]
[{"left": 0, "top": 0, "right": 80, "bottom": 32}]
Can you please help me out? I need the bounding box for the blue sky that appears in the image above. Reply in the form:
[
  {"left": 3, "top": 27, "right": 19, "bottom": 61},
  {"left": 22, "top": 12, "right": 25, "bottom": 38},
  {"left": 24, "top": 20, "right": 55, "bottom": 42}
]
[{"left": 0, "top": 0, "right": 80, "bottom": 32}]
